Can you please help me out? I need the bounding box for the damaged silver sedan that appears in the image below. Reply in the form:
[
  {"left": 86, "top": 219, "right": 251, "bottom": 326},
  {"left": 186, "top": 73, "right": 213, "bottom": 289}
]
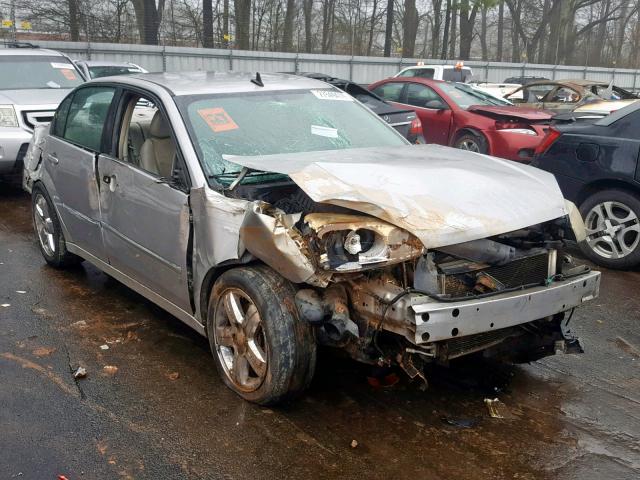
[{"left": 24, "top": 72, "right": 600, "bottom": 404}]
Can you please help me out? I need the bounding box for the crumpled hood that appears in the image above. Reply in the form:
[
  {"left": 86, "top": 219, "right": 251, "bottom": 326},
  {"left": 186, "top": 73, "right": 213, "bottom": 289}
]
[
  {"left": 0, "top": 88, "right": 71, "bottom": 106},
  {"left": 228, "top": 145, "right": 569, "bottom": 248},
  {"left": 468, "top": 105, "right": 553, "bottom": 121}
]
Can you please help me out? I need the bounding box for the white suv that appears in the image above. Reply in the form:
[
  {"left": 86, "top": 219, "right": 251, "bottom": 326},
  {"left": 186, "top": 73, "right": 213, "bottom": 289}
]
[{"left": 0, "top": 43, "right": 84, "bottom": 180}]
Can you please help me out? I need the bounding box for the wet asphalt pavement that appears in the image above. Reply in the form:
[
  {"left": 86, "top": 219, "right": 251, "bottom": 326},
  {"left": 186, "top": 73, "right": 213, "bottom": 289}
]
[{"left": 1, "top": 184, "right": 639, "bottom": 480}]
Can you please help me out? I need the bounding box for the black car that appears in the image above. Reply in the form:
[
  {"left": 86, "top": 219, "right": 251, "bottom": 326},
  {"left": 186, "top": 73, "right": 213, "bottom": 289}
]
[
  {"left": 532, "top": 102, "right": 640, "bottom": 269},
  {"left": 294, "top": 73, "right": 425, "bottom": 143}
]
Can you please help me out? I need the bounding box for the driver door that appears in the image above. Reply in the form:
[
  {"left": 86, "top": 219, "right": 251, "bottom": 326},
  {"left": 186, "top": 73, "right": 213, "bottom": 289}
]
[
  {"left": 97, "top": 91, "right": 192, "bottom": 311},
  {"left": 401, "top": 82, "right": 452, "bottom": 145}
]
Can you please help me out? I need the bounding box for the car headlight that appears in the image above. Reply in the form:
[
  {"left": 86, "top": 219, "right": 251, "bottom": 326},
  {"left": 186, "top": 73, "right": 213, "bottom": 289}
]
[
  {"left": 303, "top": 213, "right": 425, "bottom": 272},
  {"left": 0, "top": 105, "right": 18, "bottom": 128}
]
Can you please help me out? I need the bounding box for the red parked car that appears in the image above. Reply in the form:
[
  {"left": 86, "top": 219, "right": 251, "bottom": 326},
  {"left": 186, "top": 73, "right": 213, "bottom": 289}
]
[{"left": 369, "top": 77, "right": 553, "bottom": 162}]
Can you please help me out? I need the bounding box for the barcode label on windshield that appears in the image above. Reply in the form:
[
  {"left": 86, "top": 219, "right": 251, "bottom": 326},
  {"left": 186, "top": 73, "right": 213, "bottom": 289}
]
[{"left": 311, "top": 90, "right": 353, "bottom": 101}]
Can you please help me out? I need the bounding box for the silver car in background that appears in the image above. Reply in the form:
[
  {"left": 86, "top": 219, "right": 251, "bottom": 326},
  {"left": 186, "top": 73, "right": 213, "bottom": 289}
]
[
  {"left": 74, "top": 60, "right": 147, "bottom": 79},
  {"left": 0, "top": 44, "right": 84, "bottom": 180},
  {"left": 24, "top": 72, "right": 600, "bottom": 405}
]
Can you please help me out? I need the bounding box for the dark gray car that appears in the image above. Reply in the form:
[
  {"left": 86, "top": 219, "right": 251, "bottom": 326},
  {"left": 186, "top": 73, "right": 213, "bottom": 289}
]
[{"left": 24, "top": 72, "right": 600, "bottom": 405}]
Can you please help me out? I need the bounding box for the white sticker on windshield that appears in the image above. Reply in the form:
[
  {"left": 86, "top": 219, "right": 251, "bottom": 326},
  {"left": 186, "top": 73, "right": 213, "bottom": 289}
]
[
  {"left": 311, "top": 125, "right": 338, "bottom": 138},
  {"left": 46, "top": 81, "right": 61, "bottom": 89},
  {"left": 51, "top": 62, "right": 74, "bottom": 69},
  {"left": 311, "top": 89, "right": 353, "bottom": 101}
]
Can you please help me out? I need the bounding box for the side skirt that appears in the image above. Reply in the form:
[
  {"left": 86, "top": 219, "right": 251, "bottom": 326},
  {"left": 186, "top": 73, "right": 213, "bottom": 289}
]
[{"left": 67, "top": 243, "right": 206, "bottom": 337}]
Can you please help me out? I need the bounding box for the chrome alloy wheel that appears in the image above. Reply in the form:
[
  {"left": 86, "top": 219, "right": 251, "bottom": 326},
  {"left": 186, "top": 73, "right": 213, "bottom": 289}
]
[
  {"left": 458, "top": 139, "right": 480, "bottom": 152},
  {"left": 34, "top": 193, "right": 56, "bottom": 257},
  {"left": 214, "top": 289, "right": 268, "bottom": 392},
  {"left": 584, "top": 200, "right": 640, "bottom": 259}
]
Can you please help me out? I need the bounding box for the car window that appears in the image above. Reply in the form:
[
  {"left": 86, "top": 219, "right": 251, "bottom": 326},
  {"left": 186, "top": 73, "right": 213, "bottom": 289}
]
[
  {"left": 371, "top": 82, "right": 405, "bottom": 102},
  {"left": 507, "top": 84, "right": 555, "bottom": 102},
  {"left": 176, "top": 88, "right": 407, "bottom": 182},
  {"left": 547, "top": 86, "right": 580, "bottom": 103},
  {"left": 63, "top": 87, "right": 115, "bottom": 152},
  {"left": 401, "top": 68, "right": 435, "bottom": 79},
  {"left": 116, "top": 94, "right": 177, "bottom": 178},
  {"left": 437, "top": 82, "right": 507, "bottom": 108},
  {"left": 51, "top": 94, "right": 73, "bottom": 138},
  {"left": 89, "top": 66, "right": 142, "bottom": 79},
  {"left": 0, "top": 55, "right": 83, "bottom": 90},
  {"left": 442, "top": 68, "right": 472, "bottom": 82},
  {"left": 406, "top": 83, "right": 444, "bottom": 108}
]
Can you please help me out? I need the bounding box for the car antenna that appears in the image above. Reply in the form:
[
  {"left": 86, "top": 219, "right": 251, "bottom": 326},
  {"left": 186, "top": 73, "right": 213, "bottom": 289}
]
[{"left": 251, "top": 72, "right": 264, "bottom": 87}]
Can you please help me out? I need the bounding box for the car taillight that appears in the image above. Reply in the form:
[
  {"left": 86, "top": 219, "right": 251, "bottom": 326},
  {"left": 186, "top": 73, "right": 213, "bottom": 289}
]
[
  {"left": 410, "top": 116, "right": 422, "bottom": 135},
  {"left": 534, "top": 127, "right": 561, "bottom": 156}
]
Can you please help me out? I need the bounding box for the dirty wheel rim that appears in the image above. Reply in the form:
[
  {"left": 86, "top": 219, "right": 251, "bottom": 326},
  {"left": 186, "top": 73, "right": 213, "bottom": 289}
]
[
  {"left": 458, "top": 139, "right": 480, "bottom": 152},
  {"left": 214, "top": 289, "right": 268, "bottom": 392},
  {"left": 584, "top": 200, "right": 640, "bottom": 259},
  {"left": 34, "top": 194, "right": 56, "bottom": 257}
]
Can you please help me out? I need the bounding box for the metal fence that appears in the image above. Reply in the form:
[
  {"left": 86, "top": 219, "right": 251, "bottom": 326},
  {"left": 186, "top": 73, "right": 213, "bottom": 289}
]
[{"left": 27, "top": 39, "right": 640, "bottom": 89}]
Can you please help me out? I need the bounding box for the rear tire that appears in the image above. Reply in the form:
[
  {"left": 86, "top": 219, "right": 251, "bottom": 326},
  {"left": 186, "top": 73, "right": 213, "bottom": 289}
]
[
  {"left": 31, "top": 184, "right": 82, "bottom": 268},
  {"left": 579, "top": 188, "right": 640, "bottom": 269},
  {"left": 453, "top": 132, "right": 489, "bottom": 154},
  {"left": 207, "top": 265, "right": 316, "bottom": 405}
]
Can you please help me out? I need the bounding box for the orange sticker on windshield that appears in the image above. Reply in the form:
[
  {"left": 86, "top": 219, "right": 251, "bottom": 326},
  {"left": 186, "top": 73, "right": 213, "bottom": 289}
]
[
  {"left": 60, "top": 69, "right": 77, "bottom": 80},
  {"left": 197, "top": 108, "right": 239, "bottom": 133}
]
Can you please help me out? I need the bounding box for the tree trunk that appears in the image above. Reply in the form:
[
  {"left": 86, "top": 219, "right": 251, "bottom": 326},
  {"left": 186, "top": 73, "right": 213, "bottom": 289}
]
[
  {"left": 431, "top": 0, "right": 442, "bottom": 58},
  {"left": 202, "top": 0, "right": 213, "bottom": 47},
  {"left": 458, "top": 0, "right": 478, "bottom": 60},
  {"left": 322, "top": 0, "right": 335, "bottom": 53},
  {"left": 448, "top": 1, "right": 458, "bottom": 59},
  {"left": 282, "top": 0, "right": 296, "bottom": 52},
  {"left": 497, "top": 0, "right": 504, "bottom": 61},
  {"left": 402, "top": 0, "right": 419, "bottom": 57},
  {"left": 510, "top": 1, "right": 520, "bottom": 62},
  {"left": 480, "top": 6, "right": 487, "bottom": 60},
  {"left": 69, "top": 0, "right": 80, "bottom": 41},
  {"left": 367, "top": 0, "right": 379, "bottom": 56},
  {"left": 235, "top": 0, "right": 251, "bottom": 49},
  {"left": 383, "top": 0, "right": 394, "bottom": 57},
  {"left": 303, "top": 0, "right": 313, "bottom": 53},
  {"left": 440, "top": 0, "right": 451, "bottom": 59},
  {"left": 223, "top": 0, "right": 230, "bottom": 46},
  {"left": 130, "top": 0, "right": 163, "bottom": 45}
]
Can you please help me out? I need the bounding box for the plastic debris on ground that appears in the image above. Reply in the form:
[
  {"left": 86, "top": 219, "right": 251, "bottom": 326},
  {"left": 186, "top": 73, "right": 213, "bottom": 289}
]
[
  {"left": 99, "top": 344, "right": 109, "bottom": 350},
  {"left": 167, "top": 372, "right": 180, "bottom": 381},
  {"left": 73, "top": 367, "right": 87, "bottom": 379},
  {"left": 441, "top": 416, "right": 479, "bottom": 428},
  {"left": 484, "top": 398, "right": 514, "bottom": 419},
  {"left": 350, "top": 439, "right": 358, "bottom": 448},
  {"left": 103, "top": 365, "right": 118, "bottom": 375}
]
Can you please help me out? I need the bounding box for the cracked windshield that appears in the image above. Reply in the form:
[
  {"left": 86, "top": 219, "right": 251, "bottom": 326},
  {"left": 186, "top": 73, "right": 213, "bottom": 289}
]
[{"left": 179, "top": 88, "right": 407, "bottom": 183}]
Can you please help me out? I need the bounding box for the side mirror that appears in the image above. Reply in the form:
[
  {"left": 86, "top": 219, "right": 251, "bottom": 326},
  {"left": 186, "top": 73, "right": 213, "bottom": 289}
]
[{"left": 424, "top": 99, "right": 446, "bottom": 110}]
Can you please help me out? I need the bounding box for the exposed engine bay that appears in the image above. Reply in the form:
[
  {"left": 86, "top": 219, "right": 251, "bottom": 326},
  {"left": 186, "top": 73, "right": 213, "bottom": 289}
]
[{"left": 228, "top": 177, "right": 599, "bottom": 383}]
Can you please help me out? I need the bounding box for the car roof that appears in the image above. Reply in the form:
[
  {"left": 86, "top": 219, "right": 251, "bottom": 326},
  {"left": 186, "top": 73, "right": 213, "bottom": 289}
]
[
  {"left": 520, "top": 79, "right": 611, "bottom": 89},
  {"left": 400, "top": 65, "right": 470, "bottom": 71},
  {"left": 77, "top": 60, "right": 140, "bottom": 67},
  {"left": 0, "top": 46, "right": 68, "bottom": 57},
  {"left": 378, "top": 77, "right": 445, "bottom": 86},
  {"left": 100, "top": 71, "right": 331, "bottom": 96}
]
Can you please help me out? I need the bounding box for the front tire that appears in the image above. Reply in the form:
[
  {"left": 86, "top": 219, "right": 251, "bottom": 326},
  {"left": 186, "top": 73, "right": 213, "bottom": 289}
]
[
  {"left": 579, "top": 188, "right": 640, "bottom": 269},
  {"left": 207, "top": 265, "right": 316, "bottom": 405},
  {"left": 453, "top": 132, "right": 488, "bottom": 154},
  {"left": 31, "top": 184, "right": 81, "bottom": 268}
]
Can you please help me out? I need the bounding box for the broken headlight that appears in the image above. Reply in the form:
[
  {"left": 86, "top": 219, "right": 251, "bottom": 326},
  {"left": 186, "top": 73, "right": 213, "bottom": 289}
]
[{"left": 303, "top": 213, "right": 424, "bottom": 272}]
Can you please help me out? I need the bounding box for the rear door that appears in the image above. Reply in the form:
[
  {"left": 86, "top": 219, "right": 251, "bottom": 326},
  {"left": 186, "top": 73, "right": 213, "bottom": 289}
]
[
  {"left": 97, "top": 90, "right": 192, "bottom": 311},
  {"left": 44, "top": 86, "right": 116, "bottom": 261}
]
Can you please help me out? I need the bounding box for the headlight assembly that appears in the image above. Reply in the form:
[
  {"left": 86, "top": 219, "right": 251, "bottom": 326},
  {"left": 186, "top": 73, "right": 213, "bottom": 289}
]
[
  {"left": 0, "top": 105, "right": 18, "bottom": 128},
  {"left": 303, "top": 213, "right": 425, "bottom": 272}
]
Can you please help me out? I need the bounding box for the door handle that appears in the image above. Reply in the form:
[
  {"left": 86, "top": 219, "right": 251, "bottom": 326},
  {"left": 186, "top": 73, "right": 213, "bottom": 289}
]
[
  {"left": 102, "top": 175, "right": 116, "bottom": 191},
  {"left": 47, "top": 153, "right": 59, "bottom": 165},
  {"left": 102, "top": 175, "right": 111, "bottom": 184}
]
